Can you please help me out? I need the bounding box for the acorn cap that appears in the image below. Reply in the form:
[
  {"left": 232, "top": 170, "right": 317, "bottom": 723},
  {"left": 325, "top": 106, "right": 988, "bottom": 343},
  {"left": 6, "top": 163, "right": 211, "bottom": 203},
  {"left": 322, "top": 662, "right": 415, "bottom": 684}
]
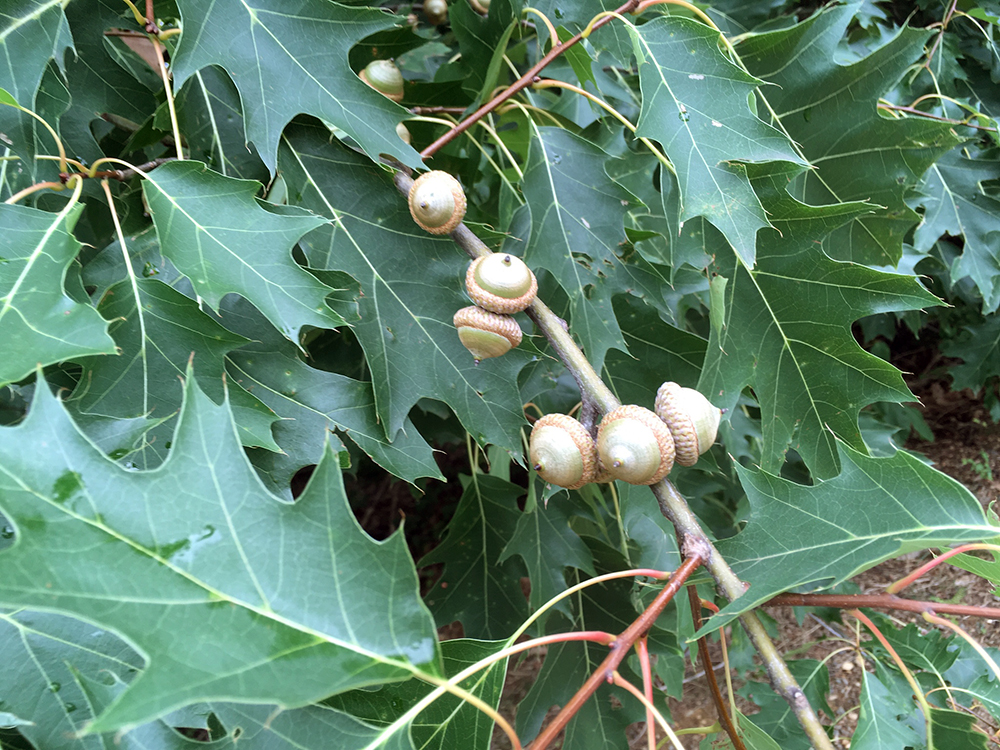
[
  {"left": 597, "top": 404, "right": 675, "bottom": 485},
  {"left": 530, "top": 413, "right": 598, "bottom": 490},
  {"left": 453, "top": 306, "right": 522, "bottom": 361},
  {"left": 409, "top": 171, "right": 467, "bottom": 235},
  {"left": 360, "top": 60, "right": 404, "bottom": 102},
  {"left": 654, "top": 382, "right": 721, "bottom": 466},
  {"left": 466, "top": 254, "right": 537, "bottom": 314}
]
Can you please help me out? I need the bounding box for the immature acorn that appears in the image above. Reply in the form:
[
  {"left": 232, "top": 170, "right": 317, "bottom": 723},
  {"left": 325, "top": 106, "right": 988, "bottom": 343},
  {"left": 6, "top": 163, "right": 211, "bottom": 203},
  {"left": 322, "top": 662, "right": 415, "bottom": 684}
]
[
  {"left": 409, "top": 170, "right": 467, "bottom": 235},
  {"left": 597, "top": 405, "right": 675, "bottom": 485},
  {"left": 654, "top": 382, "right": 721, "bottom": 466},
  {"left": 424, "top": 0, "right": 449, "bottom": 24},
  {"left": 530, "top": 414, "right": 598, "bottom": 490},
  {"left": 396, "top": 122, "right": 412, "bottom": 144},
  {"left": 453, "top": 306, "right": 522, "bottom": 362},
  {"left": 466, "top": 253, "right": 537, "bottom": 314},
  {"left": 469, "top": 0, "right": 490, "bottom": 13},
  {"left": 360, "top": 59, "right": 405, "bottom": 102}
]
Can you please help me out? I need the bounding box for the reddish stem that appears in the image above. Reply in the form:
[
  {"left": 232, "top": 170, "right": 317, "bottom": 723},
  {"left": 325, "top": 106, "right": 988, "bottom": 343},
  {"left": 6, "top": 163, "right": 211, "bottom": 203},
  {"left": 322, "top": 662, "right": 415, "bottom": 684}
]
[
  {"left": 420, "top": 0, "right": 640, "bottom": 159},
  {"left": 528, "top": 551, "right": 703, "bottom": 750},
  {"left": 887, "top": 543, "right": 999, "bottom": 594},
  {"left": 766, "top": 592, "right": 1000, "bottom": 620},
  {"left": 689, "top": 587, "right": 746, "bottom": 750},
  {"left": 636, "top": 636, "right": 656, "bottom": 750}
]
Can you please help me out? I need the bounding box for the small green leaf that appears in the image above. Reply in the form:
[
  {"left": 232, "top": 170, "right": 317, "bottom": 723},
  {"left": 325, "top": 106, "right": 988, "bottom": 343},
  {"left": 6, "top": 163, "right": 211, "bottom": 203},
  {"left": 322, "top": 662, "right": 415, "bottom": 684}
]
[
  {"left": 712, "top": 444, "right": 993, "bottom": 628},
  {"left": 142, "top": 161, "right": 345, "bottom": 340},
  {"left": 632, "top": 17, "right": 804, "bottom": 265},
  {"left": 170, "top": 0, "right": 422, "bottom": 170},
  {"left": 0, "top": 202, "right": 115, "bottom": 386}
]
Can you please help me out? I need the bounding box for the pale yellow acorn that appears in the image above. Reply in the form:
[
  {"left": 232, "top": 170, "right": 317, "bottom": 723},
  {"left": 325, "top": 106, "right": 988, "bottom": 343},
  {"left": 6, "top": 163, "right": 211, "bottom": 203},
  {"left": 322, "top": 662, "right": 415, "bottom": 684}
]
[
  {"left": 424, "top": 0, "right": 449, "bottom": 24},
  {"left": 529, "top": 414, "right": 598, "bottom": 490},
  {"left": 453, "top": 306, "right": 522, "bottom": 362},
  {"left": 597, "top": 405, "right": 675, "bottom": 485},
  {"left": 469, "top": 0, "right": 490, "bottom": 13},
  {"left": 408, "top": 171, "right": 467, "bottom": 235},
  {"left": 654, "top": 382, "right": 721, "bottom": 467},
  {"left": 360, "top": 60, "right": 405, "bottom": 102},
  {"left": 465, "top": 254, "right": 537, "bottom": 314}
]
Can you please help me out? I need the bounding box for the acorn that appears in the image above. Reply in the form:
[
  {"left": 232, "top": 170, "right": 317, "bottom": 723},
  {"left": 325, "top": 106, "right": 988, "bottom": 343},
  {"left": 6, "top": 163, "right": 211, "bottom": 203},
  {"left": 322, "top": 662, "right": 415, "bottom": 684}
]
[
  {"left": 453, "top": 306, "right": 522, "bottom": 362},
  {"left": 530, "top": 414, "right": 599, "bottom": 490},
  {"left": 469, "top": 0, "right": 490, "bottom": 13},
  {"left": 424, "top": 0, "right": 449, "bottom": 24},
  {"left": 597, "top": 405, "right": 675, "bottom": 485},
  {"left": 408, "top": 170, "right": 467, "bottom": 235},
  {"left": 654, "top": 382, "right": 721, "bottom": 467},
  {"left": 396, "top": 122, "right": 411, "bottom": 144},
  {"left": 360, "top": 60, "right": 404, "bottom": 103},
  {"left": 466, "top": 254, "right": 537, "bottom": 314}
]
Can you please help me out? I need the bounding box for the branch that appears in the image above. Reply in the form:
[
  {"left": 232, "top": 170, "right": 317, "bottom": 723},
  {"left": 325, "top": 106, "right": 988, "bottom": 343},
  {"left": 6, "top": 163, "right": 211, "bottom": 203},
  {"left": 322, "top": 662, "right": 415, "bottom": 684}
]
[
  {"left": 389, "top": 170, "right": 835, "bottom": 750},
  {"left": 688, "top": 586, "right": 746, "bottom": 750},
  {"left": 419, "top": 0, "right": 641, "bottom": 159},
  {"left": 767, "top": 592, "right": 1000, "bottom": 620},
  {"left": 529, "top": 550, "right": 704, "bottom": 750}
]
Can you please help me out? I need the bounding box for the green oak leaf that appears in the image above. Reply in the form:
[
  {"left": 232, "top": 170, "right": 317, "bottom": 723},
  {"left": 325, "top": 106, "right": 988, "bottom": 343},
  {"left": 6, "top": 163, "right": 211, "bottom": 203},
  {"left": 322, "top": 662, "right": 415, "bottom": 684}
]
[
  {"left": 737, "top": 5, "right": 962, "bottom": 265},
  {"left": 327, "top": 638, "right": 508, "bottom": 750},
  {"left": 737, "top": 660, "right": 831, "bottom": 750},
  {"left": 498, "top": 492, "right": 596, "bottom": 625},
  {"left": 710, "top": 443, "right": 993, "bottom": 628},
  {"left": 852, "top": 669, "right": 922, "bottom": 750},
  {"left": 521, "top": 125, "right": 640, "bottom": 370},
  {"left": 631, "top": 16, "right": 805, "bottom": 266},
  {"left": 0, "top": 609, "right": 143, "bottom": 749},
  {"left": 419, "top": 475, "right": 528, "bottom": 640},
  {"left": 70, "top": 278, "right": 281, "bottom": 468},
  {"left": 170, "top": 0, "right": 421, "bottom": 171},
  {"left": 0, "top": 1, "right": 73, "bottom": 173},
  {"left": 60, "top": 0, "right": 161, "bottom": 164},
  {"left": 0, "top": 372, "right": 441, "bottom": 733},
  {"left": 141, "top": 160, "right": 346, "bottom": 340},
  {"left": 698, "top": 163, "right": 940, "bottom": 478},
  {"left": 940, "top": 312, "right": 1000, "bottom": 392},
  {"left": 220, "top": 296, "right": 442, "bottom": 496},
  {"left": 278, "top": 121, "right": 528, "bottom": 453},
  {"left": 164, "top": 66, "right": 270, "bottom": 183},
  {"left": 0, "top": 608, "right": 417, "bottom": 749},
  {"left": 0, "top": 201, "right": 115, "bottom": 386},
  {"left": 913, "top": 148, "right": 1000, "bottom": 311}
]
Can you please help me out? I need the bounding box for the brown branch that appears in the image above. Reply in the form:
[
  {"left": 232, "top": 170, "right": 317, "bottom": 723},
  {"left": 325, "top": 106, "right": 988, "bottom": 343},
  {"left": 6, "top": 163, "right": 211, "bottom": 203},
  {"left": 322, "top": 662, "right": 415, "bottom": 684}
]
[
  {"left": 689, "top": 587, "right": 746, "bottom": 750},
  {"left": 59, "top": 157, "right": 175, "bottom": 184},
  {"left": 528, "top": 550, "right": 704, "bottom": 750},
  {"left": 419, "top": 0, "right": 641, "bottom": 159},
  {"left": 766, "top": 593, "right": 1000, "bottom": 620}
]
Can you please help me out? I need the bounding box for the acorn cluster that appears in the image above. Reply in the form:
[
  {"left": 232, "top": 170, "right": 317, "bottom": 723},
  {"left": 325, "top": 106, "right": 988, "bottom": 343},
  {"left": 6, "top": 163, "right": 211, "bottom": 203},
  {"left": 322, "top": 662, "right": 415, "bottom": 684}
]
[
  {"left": 529, "top": 383, "right": 722, "bottom": 489},
  {"left": 407, "top": 171, "right": 537, "bottom": 363}
]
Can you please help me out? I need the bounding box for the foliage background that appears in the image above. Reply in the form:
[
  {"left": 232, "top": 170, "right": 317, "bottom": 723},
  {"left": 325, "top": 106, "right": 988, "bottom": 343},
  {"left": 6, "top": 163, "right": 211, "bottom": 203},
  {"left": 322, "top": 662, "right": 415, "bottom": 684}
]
[{"left": 0, "top": 0, "right": 999, "bottom": 747}]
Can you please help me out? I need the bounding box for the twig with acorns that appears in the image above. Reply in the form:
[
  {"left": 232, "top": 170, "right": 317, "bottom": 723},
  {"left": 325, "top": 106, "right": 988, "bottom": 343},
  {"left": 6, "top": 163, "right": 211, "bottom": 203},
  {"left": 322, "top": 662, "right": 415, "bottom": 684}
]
[{"left": 391, "top": 167, "right": 834, "bottom": 750}]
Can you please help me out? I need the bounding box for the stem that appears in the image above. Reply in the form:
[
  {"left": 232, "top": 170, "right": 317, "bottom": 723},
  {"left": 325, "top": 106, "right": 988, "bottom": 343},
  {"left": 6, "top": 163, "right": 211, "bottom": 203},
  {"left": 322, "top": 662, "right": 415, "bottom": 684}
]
[
  {"left": 635, "top": 636, "right": 656, "bottom": 750},
  {"left": 529, "top": 552, "right": 703, "bottom": 750},
  {"left": 4, "top": 180, "right": 65, "bottom": 204},
  {"left": 923, "top": 611, "right": 1000, "bottom": 681},
  {"left": 611, "top": 670, "right": 685, "bottom": 750},
  {"left": 390, "top": 169, "right": 833, "bottom": 750},
  {"left": 653, "top": 482, "right": 835, "bottom": 750},
  {"left": 851, "top": 609, "right": 933, "bottom": 747},
  {"left": 887, "top": 543, "right": 1000, "bottom": 594},
  {"left": 689, "top": 587, "right": 746, "bottom": 750},
  {"left": 151, "top": 36, "right": 184, "bottom": 160},
  {"left": 767, "top": 592, "right": 1000, "bottom": 619},
  {"left": 419, "top": 0, "right": 641, "bottom": 159}
]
